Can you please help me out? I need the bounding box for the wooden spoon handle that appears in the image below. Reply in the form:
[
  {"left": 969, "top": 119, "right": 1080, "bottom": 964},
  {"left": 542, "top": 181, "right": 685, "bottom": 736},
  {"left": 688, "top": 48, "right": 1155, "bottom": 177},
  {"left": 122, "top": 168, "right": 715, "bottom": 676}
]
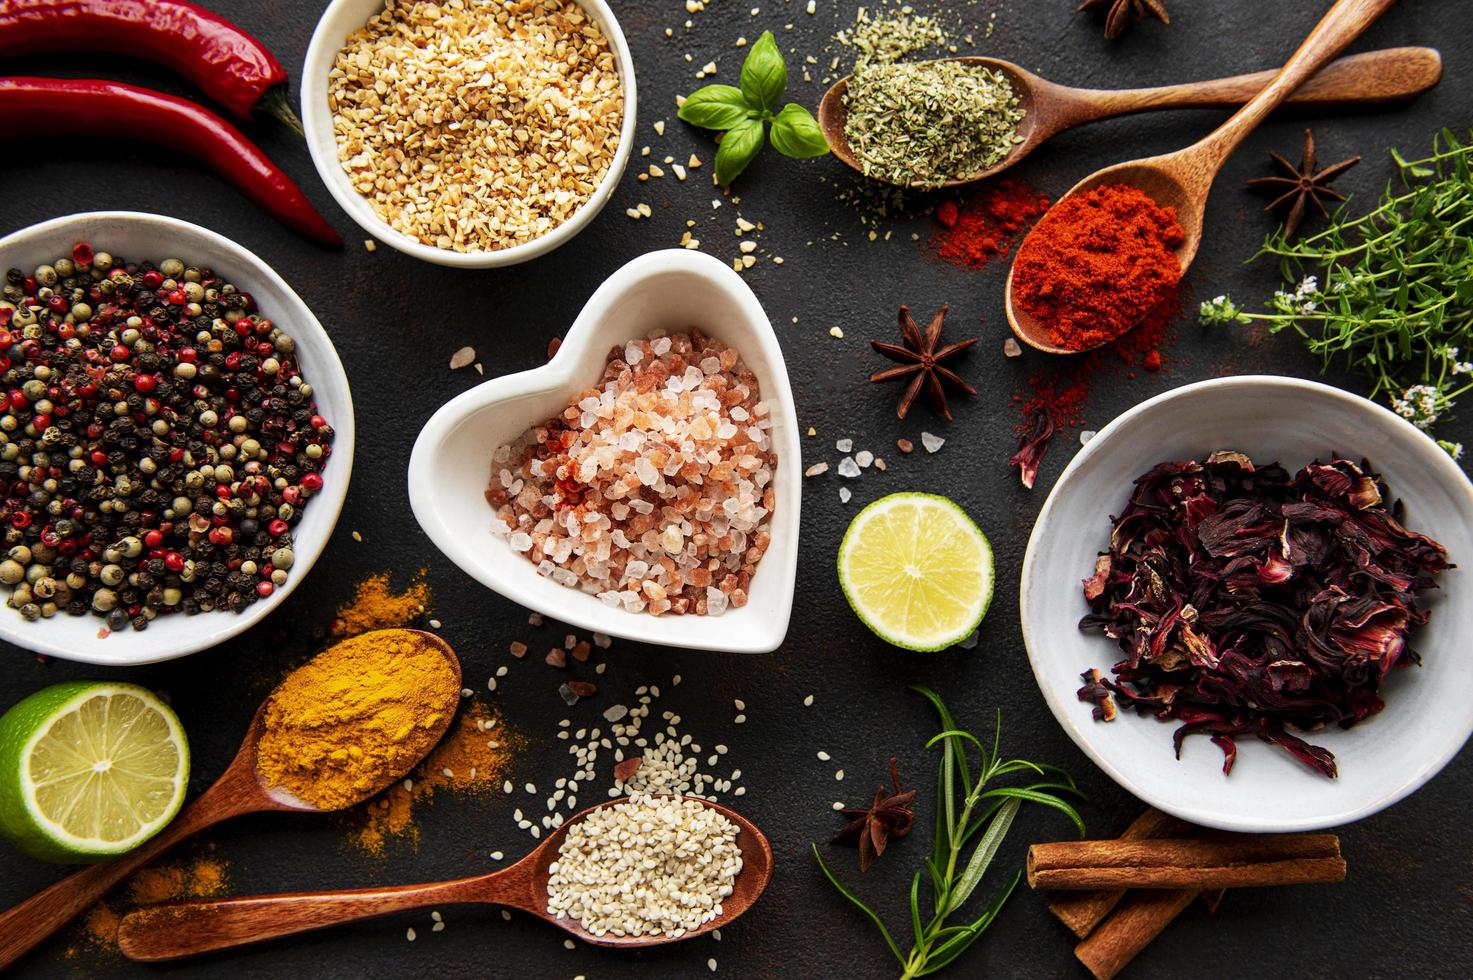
[
  {"left": 116, "top": 876, "right": 498, "bottom": 962},
  {"left": 1188, "top": 0, "right": 1399, "bottom": 171},
  {"left": 1063, "top": 47, "right": 1439, "bottom": 122},
  {"left": 0, "top": 776, "right": 249, "bottom": 972}
]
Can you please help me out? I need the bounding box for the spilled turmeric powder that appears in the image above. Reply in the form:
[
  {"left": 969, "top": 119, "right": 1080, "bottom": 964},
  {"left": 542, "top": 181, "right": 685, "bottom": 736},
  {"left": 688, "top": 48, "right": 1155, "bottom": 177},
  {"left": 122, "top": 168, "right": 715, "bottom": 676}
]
[
  {"left": 351, "top": 701, "right": 520, "bottom": 856},
  {"left": 331, "top": 569, "right": 431, "bottom": 637},
  {"left": 69, "top": 850, "right": 230, "bottom": 956}
]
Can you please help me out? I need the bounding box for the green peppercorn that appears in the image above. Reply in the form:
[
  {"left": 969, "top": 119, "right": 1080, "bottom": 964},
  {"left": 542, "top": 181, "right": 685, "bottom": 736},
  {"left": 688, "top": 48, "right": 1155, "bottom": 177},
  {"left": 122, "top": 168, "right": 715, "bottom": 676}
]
[
  {"left": 91, "top": 588, "right": 117, "bottom": 612},
  {"left": 0, "top": 560, "right": 24, "bottom": 585}
]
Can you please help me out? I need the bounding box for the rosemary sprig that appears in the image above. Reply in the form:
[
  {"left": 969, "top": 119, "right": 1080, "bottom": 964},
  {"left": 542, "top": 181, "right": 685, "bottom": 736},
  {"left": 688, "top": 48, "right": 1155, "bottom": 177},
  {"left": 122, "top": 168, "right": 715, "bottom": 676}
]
[
  {"left": 812, "top": 686, "right": 1084, "bottom": 979},
  {"left": 1201, "top": 129, "right": 1473, "bottom": 458}
]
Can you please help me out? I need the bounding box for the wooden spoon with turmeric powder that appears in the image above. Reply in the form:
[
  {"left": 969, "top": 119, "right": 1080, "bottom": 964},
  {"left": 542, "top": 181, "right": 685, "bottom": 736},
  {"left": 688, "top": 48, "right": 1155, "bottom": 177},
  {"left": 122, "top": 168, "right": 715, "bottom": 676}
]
[{"left": 0, "top": 628, "right": 461, "bottom": 972}]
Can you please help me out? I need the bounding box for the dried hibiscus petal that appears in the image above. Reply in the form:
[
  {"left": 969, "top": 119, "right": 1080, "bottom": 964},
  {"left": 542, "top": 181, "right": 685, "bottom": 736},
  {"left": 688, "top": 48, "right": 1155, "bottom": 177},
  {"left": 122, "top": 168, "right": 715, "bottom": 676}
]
[
  {"left": 1009, "top": 408, "right": 1056, "bottom": 489},
  {"left": 1078, "top": 452, "right": 1450, "bottom": 778}
]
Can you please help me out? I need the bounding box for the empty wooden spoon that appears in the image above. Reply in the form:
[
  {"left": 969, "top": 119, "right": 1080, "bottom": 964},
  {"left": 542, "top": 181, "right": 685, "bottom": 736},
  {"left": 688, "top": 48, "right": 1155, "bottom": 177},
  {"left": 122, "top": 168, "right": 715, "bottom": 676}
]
[
  {"left": 1007, "top": 0, "right": 1399, "bottom": 355},
  {"left": 115, "top": 796, "right": 773, "bottom": 961},
  {"left": 819, "top": 46, "right": 1441, "bottom": 189},
  {"left": 0, "top": 628, "right": 461, "bottom": 971}
]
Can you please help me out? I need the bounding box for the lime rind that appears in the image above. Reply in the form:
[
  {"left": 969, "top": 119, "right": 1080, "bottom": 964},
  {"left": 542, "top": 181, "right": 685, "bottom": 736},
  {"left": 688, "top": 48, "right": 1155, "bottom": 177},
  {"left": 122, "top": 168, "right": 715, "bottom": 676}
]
[
  {"left": 0, "top": 682, "right": 189, "bottom": 862},
  {"left": 838, "top": 492, "right": 994, "bottom": 652}
]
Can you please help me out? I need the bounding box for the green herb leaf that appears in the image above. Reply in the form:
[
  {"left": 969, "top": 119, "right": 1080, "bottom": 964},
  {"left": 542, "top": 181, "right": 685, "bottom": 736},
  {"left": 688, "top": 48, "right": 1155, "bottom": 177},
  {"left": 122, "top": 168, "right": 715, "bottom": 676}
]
[
  {"left": 947, "top": 798, "right": 1019, "bottom": 914},
  {"left": 714, "top": 118, "right": 765, "bottom": 186},
  {"left": 978, "top": 787, "right": 1087, "bottom": 837},
  {"left": 678, "top": 84, "right": 753, "bottom": 131},
  {"left": 909, "top": 872, "right": 925, "bottom": 948},
  {"left": 769, "top": 104, "right": 830, "bottom": 158},
  {"left": 740, "top": 31, "right": 786, "bottom": 112},
  {"left": 811, "top": 843, "right": 905, "bottom": 964}
]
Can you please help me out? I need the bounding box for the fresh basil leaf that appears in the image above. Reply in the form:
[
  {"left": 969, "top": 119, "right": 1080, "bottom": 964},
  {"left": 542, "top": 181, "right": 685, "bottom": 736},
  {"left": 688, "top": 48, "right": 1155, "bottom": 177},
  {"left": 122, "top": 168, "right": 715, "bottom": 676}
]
[
  {"left": 769, "top": 103, "right": 830, "bottom": 158},
  {"left": 740, "top": 31, "right": 786, "bottom": 111},
  {"left": 677, "top": 84, "right": 750, "bottom": 131},
  {"left": 715, "top": 117, "right": 764, "bottom": 186}
]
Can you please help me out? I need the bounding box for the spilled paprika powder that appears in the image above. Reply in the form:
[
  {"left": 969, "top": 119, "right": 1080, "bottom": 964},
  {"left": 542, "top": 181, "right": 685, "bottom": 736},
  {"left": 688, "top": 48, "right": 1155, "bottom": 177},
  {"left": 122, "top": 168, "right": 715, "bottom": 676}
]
[
  {"left": 931, "top": 179, "right": 1051, "bottom": 269},
  {"left": 1011, "top": 183, "right": 1184, "bottom": 350}
]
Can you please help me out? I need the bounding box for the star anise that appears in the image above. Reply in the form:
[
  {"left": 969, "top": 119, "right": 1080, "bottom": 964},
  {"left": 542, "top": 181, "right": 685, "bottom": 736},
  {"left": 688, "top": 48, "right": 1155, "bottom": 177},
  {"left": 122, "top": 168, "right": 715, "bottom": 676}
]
[
  {"left": 869, "top": 305, "right": 977, "bottom": 421},
  {"left": 1246, "top": 128, "right": 1360, "bottom": 239},
  {"left": 833, "top": 757, "right": 917, "bottom": 872},
  {"left": 1077, "top": 0, "right": 1169, "bottom": 41}
]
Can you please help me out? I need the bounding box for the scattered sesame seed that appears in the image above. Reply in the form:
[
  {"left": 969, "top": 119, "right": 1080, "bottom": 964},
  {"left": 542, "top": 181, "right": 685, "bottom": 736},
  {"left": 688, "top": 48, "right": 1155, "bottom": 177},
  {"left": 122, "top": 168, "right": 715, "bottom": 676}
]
[
  {"left": 835, "top": 769, "right": 845, "bottom": 780},
  {"left": 829, "top": 326, "right": 844, "bottom": 338},
  {"left": 804, "top": 694, "right": 814, "bottom": 706},
  {"left": 817, "top": 750, "right": 830, "bottom": 760},
  {"left": 709, "top": 958, "right": 718, "bottom": 972},
  {"left": 351, "top": 530, "right": 363, "bottom": 542},
  {"left": 733, "top": 714, "right": 746, "bottom": 724},
  {"left": 832, "top": 801, "right": 845, "bottom": 810},
  {"left": 406, "top": 928, "right": 417, "bottom": 941}
]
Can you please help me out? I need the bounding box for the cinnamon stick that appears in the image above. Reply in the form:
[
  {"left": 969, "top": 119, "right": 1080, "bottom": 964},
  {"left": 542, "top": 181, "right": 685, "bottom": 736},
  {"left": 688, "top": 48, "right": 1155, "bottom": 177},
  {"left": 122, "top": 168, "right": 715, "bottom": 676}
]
[
  {"left": 1046, "top": 808, "right": 1192, "bottom": 938},
  {"left": 1028, "top": 834, "right": 1345, "bottom": 890},
  {"left": 1075, "top": 888, "right": 1197, "bottom": 980}
]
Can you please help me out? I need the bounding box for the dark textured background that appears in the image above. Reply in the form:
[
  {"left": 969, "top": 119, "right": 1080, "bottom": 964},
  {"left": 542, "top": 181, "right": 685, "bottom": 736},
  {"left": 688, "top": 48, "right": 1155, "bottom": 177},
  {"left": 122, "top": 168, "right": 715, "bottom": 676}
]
[{"left": 2, "top": 1, "right": 1472, "bottom": 977}]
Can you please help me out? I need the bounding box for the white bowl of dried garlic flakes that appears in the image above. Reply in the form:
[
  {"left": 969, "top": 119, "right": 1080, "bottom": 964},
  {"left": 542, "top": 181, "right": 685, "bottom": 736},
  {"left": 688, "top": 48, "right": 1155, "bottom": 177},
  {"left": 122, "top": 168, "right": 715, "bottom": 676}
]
[{"left": 302, "top": 0, "right": 636, "bottom": 268}]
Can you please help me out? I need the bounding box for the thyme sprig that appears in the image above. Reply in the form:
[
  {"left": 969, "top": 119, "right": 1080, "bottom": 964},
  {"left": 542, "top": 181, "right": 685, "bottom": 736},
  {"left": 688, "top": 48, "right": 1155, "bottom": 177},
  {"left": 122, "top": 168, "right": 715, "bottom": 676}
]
[
  {"left": 813, "top": 686, "right": 1084, "bottom": 979},
  {"left": 1201, "top": 129, "right": 1473, "bottom": 455}
]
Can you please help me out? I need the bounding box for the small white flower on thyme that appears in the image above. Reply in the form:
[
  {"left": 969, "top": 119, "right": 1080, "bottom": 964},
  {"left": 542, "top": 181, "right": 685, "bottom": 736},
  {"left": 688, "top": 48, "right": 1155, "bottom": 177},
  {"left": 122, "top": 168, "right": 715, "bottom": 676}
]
[
  {"left": 1395, "top": 384, "right": 1442, "bottom": 429},
  {"left": 1437, "top": 439, "right": 1464, "bottom": 461},
  {"left": 1199, "top": 295, "right": 1248, "bottom": 325}
]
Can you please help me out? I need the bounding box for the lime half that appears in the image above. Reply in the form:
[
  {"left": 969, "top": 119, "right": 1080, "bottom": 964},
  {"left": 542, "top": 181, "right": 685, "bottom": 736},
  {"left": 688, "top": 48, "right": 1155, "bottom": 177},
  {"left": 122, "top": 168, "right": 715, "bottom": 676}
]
[
  {"left": 0, "top": 682, "right": 189, "bottom": 863},
  {"left": 838, "top": 492, "right": 994, "bottom": 651}
]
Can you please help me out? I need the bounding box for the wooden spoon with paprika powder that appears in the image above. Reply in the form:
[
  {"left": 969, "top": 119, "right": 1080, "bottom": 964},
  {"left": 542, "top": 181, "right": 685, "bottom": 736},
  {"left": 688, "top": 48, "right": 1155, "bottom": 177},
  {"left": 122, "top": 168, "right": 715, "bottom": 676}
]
[
  {"left": 818, "top": 46, "right": 1441, "bottom": 189},
  {"left": 1006, "top": 0, "right": 1400, "bottom": 355},
  {"left": 114, "top": 796, "right": 774, "bottom": 960},
  {"left": 0, "top": 628, "right": 461, "bottom": 972}
]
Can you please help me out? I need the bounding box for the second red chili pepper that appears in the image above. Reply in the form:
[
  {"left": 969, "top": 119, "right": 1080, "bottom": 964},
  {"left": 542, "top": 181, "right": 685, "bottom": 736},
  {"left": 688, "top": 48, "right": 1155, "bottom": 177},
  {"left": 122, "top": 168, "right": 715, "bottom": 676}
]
[{"left": 0, "top": 77, "right": 340, "bottom": 247}]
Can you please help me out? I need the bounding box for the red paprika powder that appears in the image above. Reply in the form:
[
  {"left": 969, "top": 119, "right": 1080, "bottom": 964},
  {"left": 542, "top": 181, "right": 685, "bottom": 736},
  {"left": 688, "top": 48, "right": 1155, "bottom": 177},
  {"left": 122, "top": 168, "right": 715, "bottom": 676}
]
[
  {"left": 931, "top": 179, "right": 1051, "bottom": 269},
  {"left": 1011, "top": 183, "right": 1184, "bottom": 350}
]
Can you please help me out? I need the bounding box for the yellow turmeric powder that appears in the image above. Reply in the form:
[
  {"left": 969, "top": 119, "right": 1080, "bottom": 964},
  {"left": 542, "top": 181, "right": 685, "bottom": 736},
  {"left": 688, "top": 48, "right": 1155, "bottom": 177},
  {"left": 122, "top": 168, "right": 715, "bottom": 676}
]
[
  {"left": 352, "top": 701, "right": 520, "bottom": 856},
  {"left": 331, "top": 570, "right": 430, "bottom": 637},
  {"left": 255, "top": 629, "right": 459, "bottom": 810},
  {"left": 70, "top": 850, "right": 229, "bottom": 956}
]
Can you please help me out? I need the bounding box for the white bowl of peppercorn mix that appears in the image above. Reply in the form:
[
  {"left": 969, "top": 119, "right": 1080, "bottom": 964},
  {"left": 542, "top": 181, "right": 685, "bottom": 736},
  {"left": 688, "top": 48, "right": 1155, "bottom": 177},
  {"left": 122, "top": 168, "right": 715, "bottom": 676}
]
[
  {"left": 0, "top": 212, "right": 354, "bottom": 666},
  {"left": 302, "top": 0, "right": 636, "bottom": 268},
  {"left": 1020, "top": 376, "right": 1473, "bottom": 832},
  {"left": 408, "top": 249, "right": 800, "bottom": 652}
]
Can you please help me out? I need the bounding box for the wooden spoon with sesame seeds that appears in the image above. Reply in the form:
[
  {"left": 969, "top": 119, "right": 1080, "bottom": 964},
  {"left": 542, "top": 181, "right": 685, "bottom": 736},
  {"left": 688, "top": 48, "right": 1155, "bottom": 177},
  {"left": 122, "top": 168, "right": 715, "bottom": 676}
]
[
  {"left": 115, "top": 796, "right": 773, "bottom": 961},
  {"left": 818, "top": 46, "right": 1440, "bottom": 189},
  {"left": 0, "top": 629, "right": 460, "bottom": 972}
]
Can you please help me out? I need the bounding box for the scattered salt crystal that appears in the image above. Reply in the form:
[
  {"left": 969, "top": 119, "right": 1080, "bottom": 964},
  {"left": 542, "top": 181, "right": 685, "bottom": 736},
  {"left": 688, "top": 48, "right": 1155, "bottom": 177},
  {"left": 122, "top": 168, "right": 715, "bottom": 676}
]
[
  {"left": 508, "top": 532, "right": 533, "bottom": 552},
  {"left": 839, "top": 487, "right": 852, "bottom": 503},
  {"left": 959, "top": 631, "right": 980, "bottom": 650},
  {"left": 603, "top": 704, "right": 629, "bottom": 722},
  {"left": 1003, "top": 338, "right": 1022, "bottom": 358},
  {"left": 836, "top": 457, "right": 861, "bottom": 478},
  {"left": 855, "top": 450, "right": 874, "bottom": 468},
  {"left": 449, "top": 346, "right": 476, "bottom": 370},
  {"left": 804, "top": 462, "right": 829, "bottom": 477},
  {"left": 835, "top": 438, "right": 853, "bottom": 452},
  {"left": 1080, "top": 430, "right": 1098, "bottom": 446},
  {"left": 921, "top": 432, "right": 945, "bottom": 453}
]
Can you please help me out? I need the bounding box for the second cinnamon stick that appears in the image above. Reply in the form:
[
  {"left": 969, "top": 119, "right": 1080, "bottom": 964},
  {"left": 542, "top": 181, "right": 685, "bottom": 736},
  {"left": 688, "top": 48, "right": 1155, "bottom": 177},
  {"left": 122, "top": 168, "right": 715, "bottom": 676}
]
[{"left": 1029, "top": 834, "right": 1345, "bottom": 890}]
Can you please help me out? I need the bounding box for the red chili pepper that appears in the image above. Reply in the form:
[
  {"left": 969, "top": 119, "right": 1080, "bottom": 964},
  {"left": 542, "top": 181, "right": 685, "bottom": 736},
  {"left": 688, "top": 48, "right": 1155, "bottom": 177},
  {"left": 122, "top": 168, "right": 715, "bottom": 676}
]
[
  {"left": 0, "top": 78, "right": 341, "bottom": 247},
  {"left": 0, "top": 0, "right": 301, "bottom": 132}
]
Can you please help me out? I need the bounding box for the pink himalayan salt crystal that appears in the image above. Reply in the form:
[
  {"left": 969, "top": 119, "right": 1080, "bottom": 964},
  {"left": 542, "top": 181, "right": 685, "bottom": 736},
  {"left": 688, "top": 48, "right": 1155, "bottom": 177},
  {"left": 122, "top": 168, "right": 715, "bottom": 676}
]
[{"left": 485, "top": 329, "right": 777, "bottom": 616}]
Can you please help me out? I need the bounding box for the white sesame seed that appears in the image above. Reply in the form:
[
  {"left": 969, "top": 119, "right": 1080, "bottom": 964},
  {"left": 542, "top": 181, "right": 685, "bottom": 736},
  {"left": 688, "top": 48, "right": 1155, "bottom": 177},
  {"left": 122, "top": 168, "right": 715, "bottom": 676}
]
[
  {"left": 709, "top": 957, "right": 718, "bottom": 971},
  {"left": 406, "top": 928, "right": 416, "bottom": 941},
  {"left": 804, "top": 694, "right": 814, "bottom": 706},
  {"left": 835, "top": 769, "right": 845, "bottom": 780},
  {"left": 832, "top": 801, "right": 845, "bottom": 810},
  {"left": 733, "top": 714, "right": 746, "bottom": 724},
  {"left": 817, "top": 750, "right": 830, "bottom": 761}
]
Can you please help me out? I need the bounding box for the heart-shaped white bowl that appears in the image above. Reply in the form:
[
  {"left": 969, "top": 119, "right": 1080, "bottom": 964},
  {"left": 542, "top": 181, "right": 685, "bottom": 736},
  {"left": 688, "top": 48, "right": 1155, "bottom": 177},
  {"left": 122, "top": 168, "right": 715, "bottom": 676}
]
[
  {"left": 301, "top": 0, "right": 637, "bottom": 268},
  {"left": 0, "top": 212, "right": 354, "bottom": 666},
  {"left": 408, "top": 249, "right": 800, "bottom": 652},
  {"left": 1022, "top": 376, "right": 1473, "bottom": 832}
]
